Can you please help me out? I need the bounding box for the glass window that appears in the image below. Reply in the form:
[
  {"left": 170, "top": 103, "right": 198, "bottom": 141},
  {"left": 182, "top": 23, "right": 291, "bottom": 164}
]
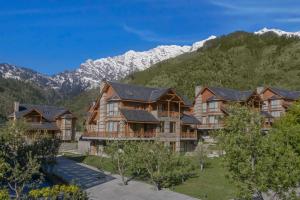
[
  {"left": 271, "top": 111, "right": 281, "bottom": 117},
  {"left": 106, "top": 121, "right": 118, "bottom": 132},
  {"left": 170, "top": 122, "right": 176, "bottom": 133},
  {"left": 262, "top": 101, "right": 268, "bottom": 110},
  {"left": 202, "top": 103, "right": 207, "bottom": 113},
  {"left": 107, "top": 102, "right": 119, "bottom": 116},
  {"left": 270, "top": 100, "right": 280, "bottom": 108},
  {"left": 208, "top": 101, "right": 218, "bottom": 112},
  {"left": 208, "top": 116, "right": 218, "bottom": 124},
  {"left": 202, "top": 116, "right": 207, "bottom": 124}
]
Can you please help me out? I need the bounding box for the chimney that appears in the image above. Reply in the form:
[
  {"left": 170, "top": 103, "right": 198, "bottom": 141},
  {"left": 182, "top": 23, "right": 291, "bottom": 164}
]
[
  {"left": 194, "top": 86, "right": 203, "bottom": 122},
  {"left": 100, "top": 79, "right": 107, "bottom": 93},
  {"left": 14, "top": 101, "right": 20, "bottom": 112},
  {"left": 195, "top": 86, "right": 202, "bottom": 97},
  {"left": 256, "top": 86, "right": 264, "bottom": 97}
]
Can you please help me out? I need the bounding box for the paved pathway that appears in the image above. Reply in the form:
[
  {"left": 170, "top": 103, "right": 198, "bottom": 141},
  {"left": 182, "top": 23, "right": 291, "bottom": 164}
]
[{"left": 53, "top": 157, "right": 199, "bottom": 200}]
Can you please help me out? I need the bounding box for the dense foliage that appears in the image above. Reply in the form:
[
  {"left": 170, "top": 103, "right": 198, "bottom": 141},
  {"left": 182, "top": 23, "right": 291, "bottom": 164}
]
[
  {"left": 105, "top": 141, "right": 196, "bottom": 190},
  {"left": 0, "top": 78, "right": 61, "bottom": 123},
  {"left": 126, "top": 32, "right": 300, "bottom": 99},
  {"left": 218, "top": 105, "right": 300, "bottom": 199},
  {"left": 28, "top": 185, "right": 88, "bottom": 200},
  {"left": 0, "top": 121, "right": 61, "bottom": 199}
]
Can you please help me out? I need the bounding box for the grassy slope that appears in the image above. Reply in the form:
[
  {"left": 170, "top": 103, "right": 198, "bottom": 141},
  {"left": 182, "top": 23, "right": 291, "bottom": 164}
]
[
  {"left": 173, "top": 158, "right": 236, "bottom": 200},
  {"left": 63, "top": 153, "right": 236, "bottom": 200}
]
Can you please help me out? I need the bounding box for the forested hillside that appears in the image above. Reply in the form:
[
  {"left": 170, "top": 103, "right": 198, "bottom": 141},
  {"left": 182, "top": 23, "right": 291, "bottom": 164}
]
[
  {"left": 126, "top": 31, "right": 300, "bottom": 99},
  {"left": 0, "top": 78, "right": 61, "bottom": 123}
]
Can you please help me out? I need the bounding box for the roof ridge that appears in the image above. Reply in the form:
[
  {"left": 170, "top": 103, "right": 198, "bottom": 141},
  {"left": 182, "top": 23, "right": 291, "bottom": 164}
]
[{"left": 107, "top": 80, "right": 167, "bottom": 90}]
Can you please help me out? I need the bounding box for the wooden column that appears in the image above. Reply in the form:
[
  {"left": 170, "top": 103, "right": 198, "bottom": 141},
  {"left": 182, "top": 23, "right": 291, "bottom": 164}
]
[{"left": 168, "top": 101, "right": 170, "bottom": 117}]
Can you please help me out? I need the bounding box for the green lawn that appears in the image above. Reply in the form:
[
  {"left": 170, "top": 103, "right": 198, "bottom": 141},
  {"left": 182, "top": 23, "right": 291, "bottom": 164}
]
[
  {"left": 172, "top": 158, "right": 236, "bottom": 200},
  {"left": 62, "top": 153, "right": 236, "bottom": 200},
  {"left": 61, "top": 153, "right": 115, "bottom": 173}
]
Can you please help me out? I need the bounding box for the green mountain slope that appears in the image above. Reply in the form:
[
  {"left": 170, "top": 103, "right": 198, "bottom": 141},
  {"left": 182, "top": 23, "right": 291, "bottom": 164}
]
[
  {"left": 60, "top": 87, "right": 98, "bottom": 130},
  {"left": 126, "top": 31, "right": 300, "bottom": 99},
  {"left": 0, "top": 78, "right": 61, "bottom": 123}
]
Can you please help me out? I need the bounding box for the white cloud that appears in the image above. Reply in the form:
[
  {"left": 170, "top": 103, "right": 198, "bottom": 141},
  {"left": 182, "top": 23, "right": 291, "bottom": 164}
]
[
  {"left": 209, "top": 0, "right": 300, "bottom": 15},
  {"left": 122, "top": 24, "right": 195, "bottom": 43},
  {"left": 0, "top": 6, "right": 98, "bottom": 16}
]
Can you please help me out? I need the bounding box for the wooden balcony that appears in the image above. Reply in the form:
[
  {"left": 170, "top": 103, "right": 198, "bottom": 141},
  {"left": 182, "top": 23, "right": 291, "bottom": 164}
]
[
  {"left": 158, "top": 111, "right": 180, "bottom": 117},
  {"left": 82, "top": 130, "right": 156, "bottom": 139},
  {"left": 180, "top": 132, "right": 197, "bottom": 139}
]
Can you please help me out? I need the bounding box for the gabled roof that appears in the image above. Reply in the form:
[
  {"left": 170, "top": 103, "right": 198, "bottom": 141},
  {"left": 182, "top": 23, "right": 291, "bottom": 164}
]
[
  {"left": 10, "top": 104, "right": 74, "bottom": 121},
  {"left": 107, "top": 81, "right": 192, "bottom": 106},
  {"left": 181, "top": 114, "right": 201, "bottom": 125},
  {"left": 120, "top": 109, "right": 159, "bottom": 123},
  {"left": 267, "top": 87, "right": 300, "bottom": 100},
  {"left": 204, "top": 87, "right": 253, "bottom": 102}
]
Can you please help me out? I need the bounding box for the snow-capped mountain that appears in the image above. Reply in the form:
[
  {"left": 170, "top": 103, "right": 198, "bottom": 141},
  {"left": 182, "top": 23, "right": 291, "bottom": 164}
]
[
  {"left": 52, "top": 35, "right": 217, "bottom": 90},
  {"left": 0, "top": 35, "right": 216, "bottom": 96},
  {"left": 254, "top": 27, "right": 300, "bottom": 37}
]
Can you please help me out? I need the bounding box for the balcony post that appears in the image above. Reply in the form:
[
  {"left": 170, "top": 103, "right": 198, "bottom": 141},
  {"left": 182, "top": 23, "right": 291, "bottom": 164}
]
[{"left": 168, "top": 100, "right": 170, "bottom": 117}]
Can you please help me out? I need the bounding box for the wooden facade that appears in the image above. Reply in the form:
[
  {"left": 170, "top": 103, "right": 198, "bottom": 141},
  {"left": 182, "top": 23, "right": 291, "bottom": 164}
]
[
  {"left": 82, "top": 81, "right": 200, "bottom": 154},
  {"left": 8, "top": 102, "right": 76, "bottom": 141},
  {"left": 194, "top": 86, "right": 300, "bottom": 132}
]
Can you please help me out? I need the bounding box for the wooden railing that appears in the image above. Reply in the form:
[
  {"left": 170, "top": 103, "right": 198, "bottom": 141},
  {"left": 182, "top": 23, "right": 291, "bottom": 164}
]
[
  {"left": 180, "top": 132, "right": 197, "bottom": 139},
  {"left": 130, "top": 131, "right": 156, "bottom": 138},
  {"left": 82, "top": 132, "right": 119, "bottom": 138},
  {"left": 158, "top": 111, "right": 180, "bottom": 117},
  {"left": 82, "top": 131, "right": 156, "bottom": 139}
]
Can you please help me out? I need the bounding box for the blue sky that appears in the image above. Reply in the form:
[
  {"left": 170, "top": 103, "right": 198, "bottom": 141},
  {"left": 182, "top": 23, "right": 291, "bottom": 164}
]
[{"left": 1, "top": 0, "right": 300, "bottom": 75}]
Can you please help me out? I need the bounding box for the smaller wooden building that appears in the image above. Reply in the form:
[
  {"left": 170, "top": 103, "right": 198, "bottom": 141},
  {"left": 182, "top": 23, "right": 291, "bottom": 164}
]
[{"left": 8, "top": 102, "right": 76, "bottom": 141}]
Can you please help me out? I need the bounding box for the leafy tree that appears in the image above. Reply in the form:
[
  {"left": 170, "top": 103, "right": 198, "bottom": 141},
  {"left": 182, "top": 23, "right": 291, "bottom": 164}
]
[
  {"left": 138, "top": 142, "right": 195, "bottom": 190},
  {"left": 195, "top": 141, "right": 208, "bottom": 171},
  {"left": 105, "top": 141, "right": 135, "bottom": 185},
  {"left": 218, "top": 104, "right": 300, "bottom": 199},
  {"left": 217, "top": 105, "right": 265, "bottom": 199},
  {"left": 0, "top": 120, "right": 61, "bottom": 199},
  {"left": 258, "top": 103, "right": 300, "bottom": 199}
]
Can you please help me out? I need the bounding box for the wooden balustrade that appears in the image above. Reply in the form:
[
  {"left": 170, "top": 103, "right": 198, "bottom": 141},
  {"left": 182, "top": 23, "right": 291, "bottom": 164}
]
[
  {"left": 82, "top": 131, "right": 156, "bottom": 138},
  {"left": 180, "top": 132, "right": 197, "bottom": 139},
  {"left": 158, "top": 111, "right": 180, "bottom": 117}
]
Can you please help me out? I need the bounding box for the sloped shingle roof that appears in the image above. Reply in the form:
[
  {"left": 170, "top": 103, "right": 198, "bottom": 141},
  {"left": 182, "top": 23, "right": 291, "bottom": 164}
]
[
  {"left": 120, "top": 109, "right": 159, "bottom": 123},
  {"left": 208, "top": 87, "right": 253, "bottom": 101},
  {"left": 11, "top": 104, "right": 72, "bottom": 121},
  {"left": 181, "top": 114, "right": 201, "bottom": 124},
  {"left": 107, "top": 81, "right": 192, "bottom": 106},
  {"left": 269, "top": 87, "right": 300, "bottom": 100}
]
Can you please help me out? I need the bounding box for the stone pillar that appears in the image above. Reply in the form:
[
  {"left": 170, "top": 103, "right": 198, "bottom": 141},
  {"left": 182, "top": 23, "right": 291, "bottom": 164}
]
[
  {"left": 98, "top": 93, "right": 107, "bottom": 133},
  {"left": 256, "top": 86, "right": 264, "bottom": 98},
  {"left": 194, "top": 86, "right": 203, "bottom": 122}
]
